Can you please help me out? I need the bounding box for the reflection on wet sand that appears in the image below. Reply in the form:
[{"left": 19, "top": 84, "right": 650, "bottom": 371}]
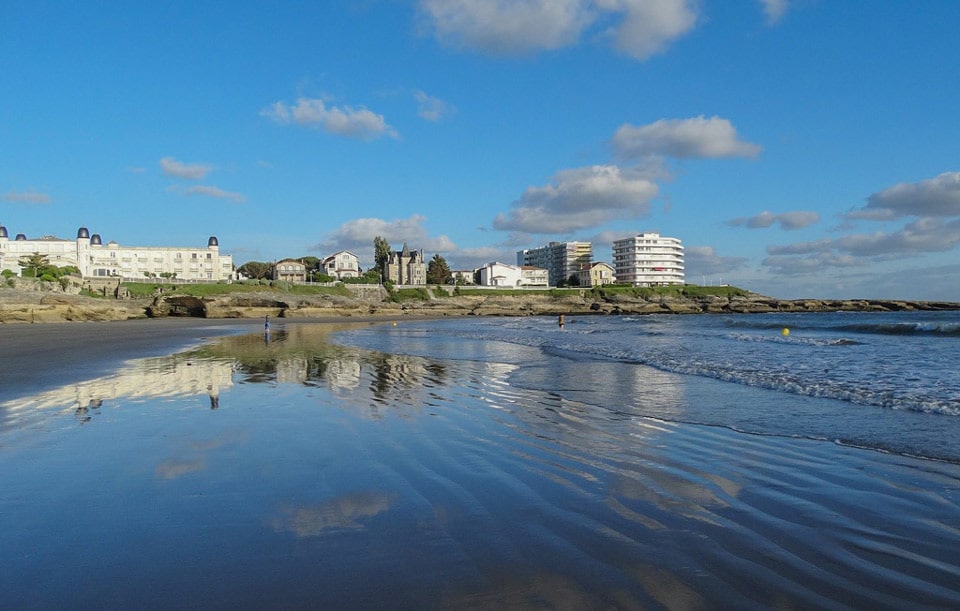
[
  {"left": 156, "top": 435, "right": 243, "bottom": 480},
  {"left": 156, "top": 456, "right": 207, "bottom": 480},
  {"left": 192, "top": 322, "right": 448, "bottom": 410},
  {"left": 1, "top": 322, "right": 453, "bottom": 428},
  {"left": 1, "top": 354, "right": 235, "bottom": 426},
  {"left": 272, "top": 491, "right": 397, "bottom": 537}
]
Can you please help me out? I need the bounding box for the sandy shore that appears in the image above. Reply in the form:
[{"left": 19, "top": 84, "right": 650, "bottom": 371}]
[
  {"left": 2, "top": 313, "right": 958, "bottom": 607},
  {"left": 0, "top": 315, "right": 429, "bottom": 403},
  {"left": 0, "top": 318, "right": 262, "bottom": 402}
]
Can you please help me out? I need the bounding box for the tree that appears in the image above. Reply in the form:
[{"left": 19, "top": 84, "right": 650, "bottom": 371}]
[
  {"left": 238, "top": 261, "right": 273, "bottom": 280},
  {"left": 300, "top": 256, "right": 321, "bottom": 273},
  {"left": 374, "top": 236, "right": 391, "bottom": 280},
  {"left": 426, "top": 254, "right": 452, "bottom": 285},
  {"left": 18, "top": 252, "right": 49, "bottom": 278}
]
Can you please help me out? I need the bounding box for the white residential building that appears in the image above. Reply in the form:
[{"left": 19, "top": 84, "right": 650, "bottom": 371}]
[
  {"left": 321, "top": 251, "right": 360, "bottom": 279},
  {"left": 612, "top": 232, "right": 684, "bottom": 286},
  {"left": 517, "top": 241, "right": 592, "bottom": 286},
  {"left": 477, "top": 262, "right": 548, "bottom": 287},
  {"left": 0, "top": 226, "right": 234, "bottom": 281},
  {"left": 450, "top": 270, "right": 475, "bottom": 285}
]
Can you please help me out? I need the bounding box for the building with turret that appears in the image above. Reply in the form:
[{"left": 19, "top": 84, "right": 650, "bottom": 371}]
[
  {"left": 0, "top": 226, "right": 234, "bottom": 281},
  {"left": 384, "top": 243, "right": 426, "bottom": 285}
]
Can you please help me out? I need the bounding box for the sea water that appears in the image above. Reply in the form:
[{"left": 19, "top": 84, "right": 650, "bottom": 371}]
[
  {"left": 1, "top": 312, "right": 959, "bottom": 608},
  {"left": 333, "top": 311, "right": 960, "bottom": 462}
]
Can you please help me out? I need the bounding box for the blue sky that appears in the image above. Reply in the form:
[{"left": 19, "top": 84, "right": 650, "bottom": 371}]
[{"left": 3, "top": 1, "right": 960, "bottom": 300}]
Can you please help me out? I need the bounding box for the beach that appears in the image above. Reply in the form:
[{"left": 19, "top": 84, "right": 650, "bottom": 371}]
[
  {"left": 2, "top": 313, "right": 959, "bottom": 608},
  {"left": 0, "top": 318, "right": 260, "bottom": 402}
]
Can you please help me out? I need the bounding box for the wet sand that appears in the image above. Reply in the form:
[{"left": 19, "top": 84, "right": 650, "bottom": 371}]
[
  {"left": 0, "top": 316, "right": 419, "bottom": 403},
  {"left": 1, "top": 317, "right": 959, "bottom": 607},
  {"left": 0, "top": 318, "right": 261, "bottom": 402}
]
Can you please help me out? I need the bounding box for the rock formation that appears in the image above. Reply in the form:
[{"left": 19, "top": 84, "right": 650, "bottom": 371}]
[{"left": 1, "top": 282, "right": 957, "bottom": 324}]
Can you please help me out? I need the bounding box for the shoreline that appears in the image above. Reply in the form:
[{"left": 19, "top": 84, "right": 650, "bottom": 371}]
[
  {"left": 1, "top": 285, "right": 958, "bottom": 324},
  {"left": 0, "top": 315, "right": 434, "bottom": 403}
]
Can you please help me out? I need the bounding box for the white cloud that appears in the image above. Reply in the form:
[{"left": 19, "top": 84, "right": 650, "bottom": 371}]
[
  {"left": 599, "top": 0, "right": 699, "bottom": 60},
  {"left": 612, "top": 116, "right": 761, "bottom": 160},
  {"left": 728, "top": 210, "right": 820, "bottom": 230},
  {"left": 448, "top": 245, "right": 515, "bottom": 269},
  {"left": 762, "top": 253, "right": 865, "bottom": 276},
  {"left": 2, "top": 190, "right": 51, "bottom": 204},
  {"left": 758, "top": 0, "right": 788, "bottom": 25},
  {"left": 262, "top": 97, "right": 397, "bottom": 140},
  {"left": 316, "top": 215, "right": 457, "bottom": 263},
  {"left": 493, "top": 164, "right": 659, "bottom": 233},
  {"left": 414, "top": 90, "right": 454, "bottom": 121},
  {"left": 763, "top": 217, "right": 960, "bottom": 275},
  {"left": 419, "top": 0, "right": 591, "bottom": 55},
  {"left": 684, "top": 245, "right": 750, "bottom": 277},
  {"left": 847, "top": 171, "right": 960, "bottom": 221},
  {"left": 160, "top": 157, "right": 212, "bottom": 180},
  {"left": 418, "top": 0, "right": 698, "bottom": 60},
  {"left": 184, "top": 185, "right": 246, "bottom": 203}
]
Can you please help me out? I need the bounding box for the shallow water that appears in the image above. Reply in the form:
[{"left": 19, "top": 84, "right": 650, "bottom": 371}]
[{"left": 2, "top": 318, "right": 959, "bottom": 609}]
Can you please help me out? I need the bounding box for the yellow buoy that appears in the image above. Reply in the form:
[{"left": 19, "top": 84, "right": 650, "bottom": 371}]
[
  {"left": 392, "top": 322, "right": 397, "bottom": 326},
  {"left": 781, "top": 327, "right": 790, "bottom": 337}
]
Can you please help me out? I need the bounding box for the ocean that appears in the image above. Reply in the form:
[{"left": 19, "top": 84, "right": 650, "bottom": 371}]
[{"left": 1, "top": 311, "right": 958, "bottom": 608}]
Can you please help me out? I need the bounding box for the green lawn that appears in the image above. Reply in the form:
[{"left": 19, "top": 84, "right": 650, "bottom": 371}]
[{"left": 122, "top": 282, "right": 352, "bottom": 298}]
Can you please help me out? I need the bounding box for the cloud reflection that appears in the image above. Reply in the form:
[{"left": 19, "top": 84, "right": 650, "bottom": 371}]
[
  {"left": 271, "top": 491, "right": 397, "bottom": 537},
  {"left": 156, "top": 457, "right": 207, "bottom": 480}
]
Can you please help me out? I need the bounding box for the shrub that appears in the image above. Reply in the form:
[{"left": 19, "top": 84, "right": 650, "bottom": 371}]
[{"left": 394, "top": 288, "right": 430, "bottom": 301}]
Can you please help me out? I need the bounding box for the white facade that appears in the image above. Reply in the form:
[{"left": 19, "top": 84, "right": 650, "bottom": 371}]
[
  {"left": 321, "top": 251, "right": 360, "bottom": 279},
  {"left": 0, "top": 226, "right": 234, "bottom": 281},
  {"left": 517, "top": 241, "right": 592, "bottom": 286},
  {"left": 612, "top": 232, "right": 684, "bottom": 286},
  {"left": 519, "top": 266, "right": 549, "bottom": 287},
  {"left": 477, "top": 262, "right": 548, "bottom": 287},
  {"left": 450, "top": 270, "right": 475, "bottom": 285}
]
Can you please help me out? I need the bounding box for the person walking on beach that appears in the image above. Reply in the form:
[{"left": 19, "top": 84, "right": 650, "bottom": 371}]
[
  {"left": 558, "top": 313, "right": 565, "bottom": 330},
  {"left": 264, "top": 315, "right": 270, "bottom": 331}
]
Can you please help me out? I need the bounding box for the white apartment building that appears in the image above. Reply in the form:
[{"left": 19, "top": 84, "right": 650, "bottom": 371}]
[
  {"left": 517, "top": 241, "right": 592, "bottom": 286},
  {"left": 612, "top": 232, "right": 684, "bottom": 286},
  {"left": 0, "top": 226, "right": 234, "bottom": 281}
]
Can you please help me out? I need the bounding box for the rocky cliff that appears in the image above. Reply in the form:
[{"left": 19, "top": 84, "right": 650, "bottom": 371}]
[{"left": 1, "top": 284, "right": 957, "bottom": 324}]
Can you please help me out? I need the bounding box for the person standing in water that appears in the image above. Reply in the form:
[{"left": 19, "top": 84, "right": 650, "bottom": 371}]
[
  {"left": 264, "top": 315, "right": 270, "bottom": 331},
  {"left": 558, "top": 314, "right": 565, "bottom": 330}
]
